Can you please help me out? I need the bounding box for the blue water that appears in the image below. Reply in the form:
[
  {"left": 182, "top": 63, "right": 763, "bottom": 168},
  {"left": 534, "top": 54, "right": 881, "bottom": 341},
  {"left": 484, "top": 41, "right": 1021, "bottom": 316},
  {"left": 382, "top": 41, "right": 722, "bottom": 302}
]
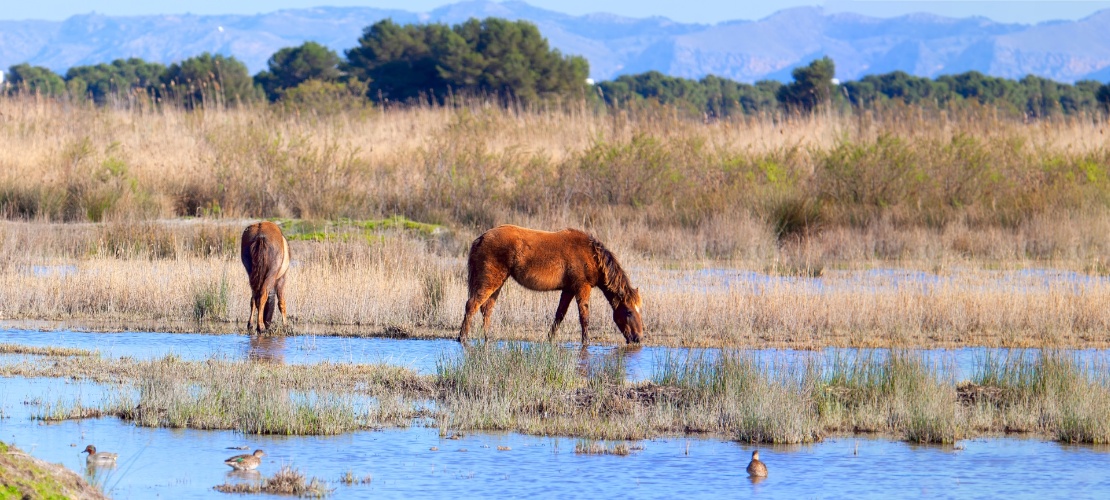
[
  {"left": 3, "top": 328, "right": 1108, "bottom": 384},
  {"left": 2, "top": 377, "right": 1109, "bottom": 499},
  {"left": 3, "top": 335, "right": 1110, "bottom": 499}
]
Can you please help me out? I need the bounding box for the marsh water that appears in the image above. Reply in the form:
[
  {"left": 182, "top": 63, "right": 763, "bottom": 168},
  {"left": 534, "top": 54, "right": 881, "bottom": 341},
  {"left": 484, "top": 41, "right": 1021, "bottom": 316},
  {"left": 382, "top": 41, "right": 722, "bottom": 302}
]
[
  {"left": 3, "top": 328, "right": 1110, "bottom": 498},
  {"left": 2, "top": 327, "right": 1107, "bottom": 382}
]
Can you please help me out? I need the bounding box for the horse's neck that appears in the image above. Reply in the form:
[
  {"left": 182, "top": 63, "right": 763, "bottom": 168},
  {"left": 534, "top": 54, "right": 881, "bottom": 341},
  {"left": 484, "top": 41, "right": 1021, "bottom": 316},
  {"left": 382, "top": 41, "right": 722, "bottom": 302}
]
[
  {"left": 597, "top": 266, "right": 629, "bottom": 307},
  {"left": 591, "top": 240, "right": 630, "bottom": 306}
]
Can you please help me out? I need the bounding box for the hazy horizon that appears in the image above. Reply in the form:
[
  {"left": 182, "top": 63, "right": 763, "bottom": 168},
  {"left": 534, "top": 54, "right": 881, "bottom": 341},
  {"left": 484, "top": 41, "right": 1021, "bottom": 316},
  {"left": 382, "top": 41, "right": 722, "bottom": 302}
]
[{"left": 4, "top": 0, "right": 1110, "bottom": 25}]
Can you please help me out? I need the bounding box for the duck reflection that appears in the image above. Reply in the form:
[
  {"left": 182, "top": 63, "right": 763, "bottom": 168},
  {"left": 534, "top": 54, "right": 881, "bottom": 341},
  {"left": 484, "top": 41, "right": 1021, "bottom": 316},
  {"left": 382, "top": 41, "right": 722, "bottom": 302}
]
[{"left": 226, "top": 469, "right": 263, "bottom": 482}]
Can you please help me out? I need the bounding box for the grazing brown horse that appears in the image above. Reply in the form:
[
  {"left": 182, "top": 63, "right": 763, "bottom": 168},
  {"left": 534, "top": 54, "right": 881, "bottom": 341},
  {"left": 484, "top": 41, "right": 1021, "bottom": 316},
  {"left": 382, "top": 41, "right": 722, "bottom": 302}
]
[
  {"left": 457, "top": 225, "right": 643, "bottom": 345},
  {"left": 240, "top": 221, "right": 290, "bottom": 333}
]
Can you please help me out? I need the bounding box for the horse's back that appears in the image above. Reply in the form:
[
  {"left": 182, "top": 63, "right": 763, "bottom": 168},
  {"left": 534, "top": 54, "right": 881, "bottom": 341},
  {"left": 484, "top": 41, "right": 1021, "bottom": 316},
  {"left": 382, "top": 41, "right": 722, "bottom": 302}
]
[
  {"left": 241, "top": 222, "right": 289, "bottom": 283},
  {"left": 469, "top": 224, "right": 596, "bottom": 291}
]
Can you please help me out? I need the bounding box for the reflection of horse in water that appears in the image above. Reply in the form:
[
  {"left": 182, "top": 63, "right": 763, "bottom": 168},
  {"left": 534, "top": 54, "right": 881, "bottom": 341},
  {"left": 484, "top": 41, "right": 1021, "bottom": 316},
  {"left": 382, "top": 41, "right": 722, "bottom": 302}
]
[
  {"left": 457, "top": 225, "right": 644, "bottom": 345},
  {"left": 240, "top": 222, "right": 289, "bottom": 333},
  {"left": 247, "top": 335, "right": 286, "bottom": 364}
]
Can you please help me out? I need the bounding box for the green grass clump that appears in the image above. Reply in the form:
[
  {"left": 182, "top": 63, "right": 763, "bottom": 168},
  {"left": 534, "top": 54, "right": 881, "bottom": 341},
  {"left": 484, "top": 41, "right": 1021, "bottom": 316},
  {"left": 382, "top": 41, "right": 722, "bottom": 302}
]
[
  {"left": 192, "top": 274, "right": 230, "bottom": 322},
  {"left": 279, "top": 216, "right": 445, "bottom": 243},
  {"left": 972, "top": 351, "right": 1110, "bottom": 443},
  {"left": 436, "top": 342, "right": 581, "bottom": 431},
  {"left": 654, "top": 351, "right": 823, "bottom": 444},
  {"left": 819, "top": 351, "right": 961, "bottom": 444},
  {"left": 120, "top": 357, "right": 362, "bottom": 435}
]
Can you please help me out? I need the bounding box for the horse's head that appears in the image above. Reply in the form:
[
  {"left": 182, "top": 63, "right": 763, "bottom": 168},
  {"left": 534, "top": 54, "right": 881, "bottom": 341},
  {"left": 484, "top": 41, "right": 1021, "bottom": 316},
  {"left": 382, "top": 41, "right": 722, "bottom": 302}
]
[{"left": 613, "top": 288, "right": 643, "bottom": 344}]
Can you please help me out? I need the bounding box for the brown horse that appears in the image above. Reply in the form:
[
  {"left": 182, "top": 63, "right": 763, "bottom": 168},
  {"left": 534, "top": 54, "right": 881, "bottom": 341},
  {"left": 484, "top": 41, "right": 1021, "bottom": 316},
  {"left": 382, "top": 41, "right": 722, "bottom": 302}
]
[
  {"left": 457, "top": 224, "right": 643, "bottom": 345},
  {"left": 240, "top": 221, "right": 290, "bottom": 333}
]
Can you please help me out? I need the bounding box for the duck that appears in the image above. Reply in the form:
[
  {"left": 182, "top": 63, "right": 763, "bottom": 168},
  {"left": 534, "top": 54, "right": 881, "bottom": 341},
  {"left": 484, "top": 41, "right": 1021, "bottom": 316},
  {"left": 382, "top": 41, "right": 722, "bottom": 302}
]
[
  {"left": 224, "top": 449, "right": 265, "bottom": 470},
  {"left": 746, "top": 450, "right": 768, "bottom": 477},
  {"left": 82, "top": 445, "right": 118, "bottom": 464}
]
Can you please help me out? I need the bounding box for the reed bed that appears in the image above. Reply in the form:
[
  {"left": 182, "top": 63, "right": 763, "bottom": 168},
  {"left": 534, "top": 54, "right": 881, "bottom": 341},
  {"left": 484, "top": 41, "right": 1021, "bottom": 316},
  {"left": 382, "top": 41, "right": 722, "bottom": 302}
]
[{"left": 2, "top": 343, "right": 1109, "bottom": 444}]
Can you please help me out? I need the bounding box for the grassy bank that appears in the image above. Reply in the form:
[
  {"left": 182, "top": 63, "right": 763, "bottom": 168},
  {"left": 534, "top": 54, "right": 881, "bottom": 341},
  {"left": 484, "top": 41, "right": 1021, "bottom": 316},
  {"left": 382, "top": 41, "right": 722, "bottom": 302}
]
[{"left": 5, "top": 343, "right": 1109, "bottom": 445}]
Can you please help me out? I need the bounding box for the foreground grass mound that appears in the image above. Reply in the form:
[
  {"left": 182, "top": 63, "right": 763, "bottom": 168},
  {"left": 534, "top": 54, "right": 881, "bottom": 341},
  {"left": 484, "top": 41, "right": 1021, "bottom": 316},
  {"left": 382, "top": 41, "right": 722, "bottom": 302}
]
[{"left": 0, "top": 441, "right": 108, "bottom": 500}]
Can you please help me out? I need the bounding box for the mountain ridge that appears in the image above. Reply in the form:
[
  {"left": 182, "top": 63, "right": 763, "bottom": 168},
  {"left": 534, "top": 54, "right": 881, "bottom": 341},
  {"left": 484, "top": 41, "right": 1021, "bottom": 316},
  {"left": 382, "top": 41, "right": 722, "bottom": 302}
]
[{"left": 1, "top": 1, "right": 1109, "bottom": 83}]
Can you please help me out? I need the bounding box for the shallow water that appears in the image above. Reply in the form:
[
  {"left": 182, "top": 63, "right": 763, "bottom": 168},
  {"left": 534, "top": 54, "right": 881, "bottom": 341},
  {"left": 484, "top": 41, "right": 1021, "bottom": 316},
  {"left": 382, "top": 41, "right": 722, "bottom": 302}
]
[
  {"left": 2, "top": 377, "right": 1109, "bottom": 499},
  {"left": 2, "top": 328, "right": 1108, "bottom": 383}
]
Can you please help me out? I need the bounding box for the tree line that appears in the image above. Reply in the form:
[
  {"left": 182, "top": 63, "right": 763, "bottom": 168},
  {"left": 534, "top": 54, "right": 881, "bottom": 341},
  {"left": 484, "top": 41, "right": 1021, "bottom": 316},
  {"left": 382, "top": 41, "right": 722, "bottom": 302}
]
[{"left": 3, "top": 17, "right": 1109, "bottom": 117}]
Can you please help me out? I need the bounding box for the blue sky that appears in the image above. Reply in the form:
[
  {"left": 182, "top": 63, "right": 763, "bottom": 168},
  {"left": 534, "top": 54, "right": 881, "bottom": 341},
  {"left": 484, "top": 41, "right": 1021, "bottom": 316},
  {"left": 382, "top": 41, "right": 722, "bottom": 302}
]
[{"left": 4, "top": 0, "right": 1110, "bottom": 24}]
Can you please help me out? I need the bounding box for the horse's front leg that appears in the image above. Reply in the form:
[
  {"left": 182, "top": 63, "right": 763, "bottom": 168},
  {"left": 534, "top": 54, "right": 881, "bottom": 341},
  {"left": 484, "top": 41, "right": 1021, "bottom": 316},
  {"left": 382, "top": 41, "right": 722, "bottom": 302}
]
[
  {"left": 549, "top": 289, "right": 574, "bottom": 341},
  {"left": 575, "top": 287, "right": 591, "bottom": 345}
]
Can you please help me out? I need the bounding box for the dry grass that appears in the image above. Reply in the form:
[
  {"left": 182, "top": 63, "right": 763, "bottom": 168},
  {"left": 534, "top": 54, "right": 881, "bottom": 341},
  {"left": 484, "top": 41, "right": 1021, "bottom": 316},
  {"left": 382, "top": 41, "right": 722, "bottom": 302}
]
[
  {"left": 3, "top": 218, "right": 1110, "bottom": 349},
  {"left": 1, "top": 94, "right": 1109, "bottom": 247},
  {"left": 338, "top": 470, "right": 372, "bottom": 486},
  {"left": 0, "top": 343, "right": 94, "bottom": 356},
  {"left": 573, "top": 440, "right": 632, "bottom": 456},
  {"left": 215, "top": 465, "right": 331, "bottom": 497}
]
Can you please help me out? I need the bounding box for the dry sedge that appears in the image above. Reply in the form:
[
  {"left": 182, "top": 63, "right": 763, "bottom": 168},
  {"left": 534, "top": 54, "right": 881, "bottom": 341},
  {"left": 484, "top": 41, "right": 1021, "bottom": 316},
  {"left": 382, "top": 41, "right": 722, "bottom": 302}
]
[
  {"left": 339, "top": 470, "right": 372, "bottom": 485},
  {"left": 214, "top": 465, "right": 331, "bottom": 497},
  {"left": 574, "top": 440, "right": 632, "bottom": 456},
  {"left": 5, "top": 219, "right": 1110, "bottom": 349},
  {"left": 0, "top": 343, "right": 95, "bottom": 357}
]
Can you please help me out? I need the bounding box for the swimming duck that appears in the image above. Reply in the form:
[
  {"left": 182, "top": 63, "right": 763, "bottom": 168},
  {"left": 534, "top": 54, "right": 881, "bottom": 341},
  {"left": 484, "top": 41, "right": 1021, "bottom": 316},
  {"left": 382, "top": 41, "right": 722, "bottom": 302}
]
[
  {"left": 82, "top": 445, "right": 118, "bottom": 464},
  {"left": 746, "top": 450, "right": 768, "bottom": 477},
  {"left": 224, "top": 449, "right": 265, "bottom": 470}
]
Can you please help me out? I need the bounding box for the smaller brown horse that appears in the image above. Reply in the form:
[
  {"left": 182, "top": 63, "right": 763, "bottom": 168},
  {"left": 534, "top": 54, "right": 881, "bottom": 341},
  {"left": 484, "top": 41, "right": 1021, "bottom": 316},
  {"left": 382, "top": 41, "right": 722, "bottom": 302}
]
[
  {"left": 458, "top": 224, "right": 643, "bottom": 345},
  {"left": 240, "top": 221, "right": 290, "bottom": 333}
]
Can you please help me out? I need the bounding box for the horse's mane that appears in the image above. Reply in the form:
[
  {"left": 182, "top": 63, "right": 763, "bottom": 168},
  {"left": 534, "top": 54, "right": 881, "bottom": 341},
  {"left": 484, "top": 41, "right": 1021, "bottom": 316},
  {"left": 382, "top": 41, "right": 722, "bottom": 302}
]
[{"left": 587, "top": 235, "right": 634, "bottom": 302}]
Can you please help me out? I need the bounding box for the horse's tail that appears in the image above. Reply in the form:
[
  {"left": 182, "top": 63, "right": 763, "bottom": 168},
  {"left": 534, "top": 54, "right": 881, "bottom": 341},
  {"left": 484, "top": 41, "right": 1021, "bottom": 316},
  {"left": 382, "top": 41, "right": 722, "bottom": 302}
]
[
  {"left": 465, "top": 232, "right": 487, "bottom": 293},
  {"left": 249, "top": 232, "right": 279, "bottom": 296}
]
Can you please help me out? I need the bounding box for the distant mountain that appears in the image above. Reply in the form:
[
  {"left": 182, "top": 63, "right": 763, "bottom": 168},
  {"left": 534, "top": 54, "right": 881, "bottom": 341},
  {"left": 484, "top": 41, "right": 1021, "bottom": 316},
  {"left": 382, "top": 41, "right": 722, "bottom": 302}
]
[{"left": 2, "top": 1, "right": 1110, "bottom": 83}]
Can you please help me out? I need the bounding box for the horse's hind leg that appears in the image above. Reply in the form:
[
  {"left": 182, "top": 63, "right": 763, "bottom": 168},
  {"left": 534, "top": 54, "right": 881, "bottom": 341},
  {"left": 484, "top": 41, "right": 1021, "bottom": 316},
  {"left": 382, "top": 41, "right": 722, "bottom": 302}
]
[
  {"left": 458, "top": 296, "right": 482, "bottom": 342},
  {"left": 458, "top": 284, "right": 502, "bottom": 342},
  {"left": 480, "top": 286, "right": 503, "bottom": 333},
  {"left": 275, "top": 275, "right": 288, "bottom": 327},
  {"left": 256, "top": 291, "right": 269, "bottom": 333},
  {"left": 458, "top": 268, "right": 508, "bottom": 343},
  {"left": 246, "top": 295, "right": 257, "bottom": 331},
  {"left": 549, "top": 289, "right": 574, "bottom": 341}
]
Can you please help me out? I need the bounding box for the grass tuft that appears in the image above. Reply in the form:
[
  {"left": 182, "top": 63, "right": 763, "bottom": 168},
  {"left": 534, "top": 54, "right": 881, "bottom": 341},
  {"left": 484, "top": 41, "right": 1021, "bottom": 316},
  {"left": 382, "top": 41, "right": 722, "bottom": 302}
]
[{"left": 215, "top": 465, "right": 332, "bottom": 497}]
